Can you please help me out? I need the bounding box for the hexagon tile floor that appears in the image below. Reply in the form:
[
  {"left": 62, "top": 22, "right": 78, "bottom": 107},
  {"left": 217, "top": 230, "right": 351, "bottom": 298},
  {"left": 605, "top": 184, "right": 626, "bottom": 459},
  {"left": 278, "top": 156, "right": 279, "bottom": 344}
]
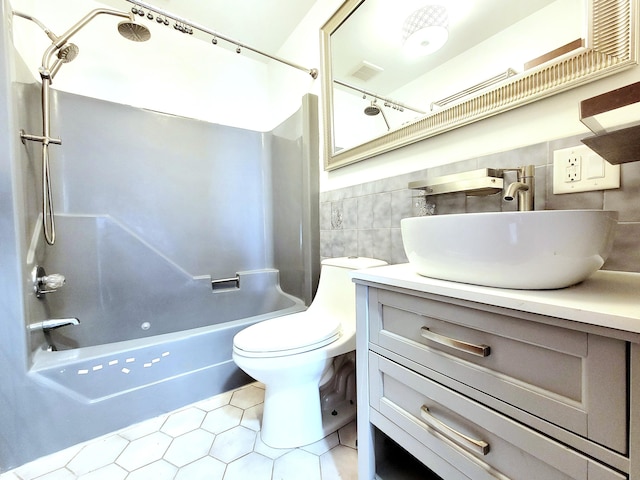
[{"left": 0, "top": 383, "right": 358, "bottom": 480}]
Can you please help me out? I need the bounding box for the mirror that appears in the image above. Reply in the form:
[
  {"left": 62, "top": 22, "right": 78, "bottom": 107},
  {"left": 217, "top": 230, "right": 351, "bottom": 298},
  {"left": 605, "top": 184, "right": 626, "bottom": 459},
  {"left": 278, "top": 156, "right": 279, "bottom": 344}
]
[{"left": 321, "top": 0, "right": 637, "bottom": 170}]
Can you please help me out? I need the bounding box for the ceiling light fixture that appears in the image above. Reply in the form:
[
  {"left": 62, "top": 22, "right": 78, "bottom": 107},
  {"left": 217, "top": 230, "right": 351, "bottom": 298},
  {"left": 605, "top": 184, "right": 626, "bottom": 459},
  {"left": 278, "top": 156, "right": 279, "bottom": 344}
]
[{"left": 403, "top": 5, "right": 449, "bottom": 57}]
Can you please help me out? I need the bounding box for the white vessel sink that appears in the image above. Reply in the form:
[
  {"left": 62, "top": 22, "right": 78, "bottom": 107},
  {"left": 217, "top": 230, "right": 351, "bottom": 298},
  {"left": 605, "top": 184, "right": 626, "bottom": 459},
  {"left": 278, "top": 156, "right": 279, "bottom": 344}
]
[{"left": 401, "top": 210, "right": 618, "bottom": 289}]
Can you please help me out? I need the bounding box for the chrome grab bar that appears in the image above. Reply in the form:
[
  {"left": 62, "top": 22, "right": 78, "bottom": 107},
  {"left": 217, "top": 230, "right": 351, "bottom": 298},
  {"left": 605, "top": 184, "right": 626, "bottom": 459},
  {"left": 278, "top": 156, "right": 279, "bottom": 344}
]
[
  {"left": 420, "top": 405, "right": 490, "bottom": 456},
  {"left": 420, "top": 327, "right": 491, "bottom": 357}
]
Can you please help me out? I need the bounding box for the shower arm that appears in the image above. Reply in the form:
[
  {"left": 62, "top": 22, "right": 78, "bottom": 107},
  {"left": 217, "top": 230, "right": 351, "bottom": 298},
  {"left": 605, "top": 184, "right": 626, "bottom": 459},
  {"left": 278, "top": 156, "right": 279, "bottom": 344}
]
[
  {"left": 126, "top": 0, "right": 318, "bottom": 79},
  {"left": 40, "top": 9, "right": 134, "bottom": 78}
]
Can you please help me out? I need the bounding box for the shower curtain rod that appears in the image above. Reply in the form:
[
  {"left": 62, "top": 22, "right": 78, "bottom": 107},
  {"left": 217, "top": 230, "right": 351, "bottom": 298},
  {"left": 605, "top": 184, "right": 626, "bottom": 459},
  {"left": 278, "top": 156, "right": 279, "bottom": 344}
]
[
  {"left": 126, "top": 1, "right": 318, "bottom": 79},
  {"left": 334, "top": 79, "right": 427, "bottom": 115}
]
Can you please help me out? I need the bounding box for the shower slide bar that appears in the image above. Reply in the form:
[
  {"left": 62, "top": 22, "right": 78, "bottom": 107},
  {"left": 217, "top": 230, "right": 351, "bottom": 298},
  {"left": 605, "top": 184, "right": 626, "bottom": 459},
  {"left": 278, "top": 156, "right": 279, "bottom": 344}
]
[
  {"left": 15, "top": 8, "right": 150, "bottom": 246},
  {"left": 126, "top": 0, "right": 318, "bottom": 79}
]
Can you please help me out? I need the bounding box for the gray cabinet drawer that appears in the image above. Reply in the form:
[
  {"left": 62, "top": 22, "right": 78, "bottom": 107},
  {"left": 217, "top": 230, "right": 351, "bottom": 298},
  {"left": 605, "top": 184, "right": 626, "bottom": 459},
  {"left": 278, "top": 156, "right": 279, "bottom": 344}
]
[
  {"left": 368, "top": 289, "right": 627, "bottom": 454},
  {"left": 370, "top": 352, "right": 625, "bottom": 480}
]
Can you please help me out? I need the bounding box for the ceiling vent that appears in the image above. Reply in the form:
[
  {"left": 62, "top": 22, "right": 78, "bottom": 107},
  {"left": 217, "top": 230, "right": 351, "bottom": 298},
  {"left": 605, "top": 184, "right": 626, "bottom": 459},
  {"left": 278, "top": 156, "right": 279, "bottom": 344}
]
[{"left": 350, "top": 61, "right": 384, "bottom": 82}]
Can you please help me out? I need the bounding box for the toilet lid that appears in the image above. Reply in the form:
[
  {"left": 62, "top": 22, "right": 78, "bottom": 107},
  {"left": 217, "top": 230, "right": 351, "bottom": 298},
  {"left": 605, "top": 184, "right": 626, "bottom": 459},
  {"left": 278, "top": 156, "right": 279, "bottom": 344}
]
[{"left": 233, "top": 312, "right": 342, "bottom": 358}]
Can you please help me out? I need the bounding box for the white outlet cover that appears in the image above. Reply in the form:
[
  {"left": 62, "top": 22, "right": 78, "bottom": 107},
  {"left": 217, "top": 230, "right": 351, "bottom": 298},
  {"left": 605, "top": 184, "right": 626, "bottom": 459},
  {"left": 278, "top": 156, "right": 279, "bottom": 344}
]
[{"left": 553, "top": 145, "right": 620, "bottom": 194}]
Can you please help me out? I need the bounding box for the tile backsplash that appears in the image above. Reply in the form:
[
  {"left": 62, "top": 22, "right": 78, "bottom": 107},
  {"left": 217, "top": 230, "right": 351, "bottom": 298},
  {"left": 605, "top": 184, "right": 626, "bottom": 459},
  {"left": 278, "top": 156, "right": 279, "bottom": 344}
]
[{"left": 320, "top": 134, "right": 640, "bottom": 273}]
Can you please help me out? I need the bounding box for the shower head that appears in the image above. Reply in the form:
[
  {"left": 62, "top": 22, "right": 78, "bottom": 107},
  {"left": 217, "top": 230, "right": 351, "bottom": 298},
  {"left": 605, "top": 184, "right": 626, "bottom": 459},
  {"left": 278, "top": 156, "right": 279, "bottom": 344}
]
[
  {"left": 48, "top": 43, "right": 80, "bottom": 78},
  {"left": 364, "top": 100, "right": 391, "bottom": 131},
  {"left": 364, "top": 102, "right": 381, "bottom": 116},
  {"left": 39, "top": 9, "right": 149, "bottom": 80},
  {"left": 57, "top": 43, "right": 79, "bottom": 63},
  {"left": 117, "top": 21, "right": 151, "bottom": 42}
]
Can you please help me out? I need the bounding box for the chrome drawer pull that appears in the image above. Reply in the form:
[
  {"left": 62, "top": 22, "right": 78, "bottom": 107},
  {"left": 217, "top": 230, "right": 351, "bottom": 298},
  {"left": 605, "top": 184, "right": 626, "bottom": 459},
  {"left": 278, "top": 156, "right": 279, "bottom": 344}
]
[
  {"left": 420, "top": 406, "right": 490, "bottom": 456},
  {"left": 420, "top": 327, "right": 491, "bottom": 357}
]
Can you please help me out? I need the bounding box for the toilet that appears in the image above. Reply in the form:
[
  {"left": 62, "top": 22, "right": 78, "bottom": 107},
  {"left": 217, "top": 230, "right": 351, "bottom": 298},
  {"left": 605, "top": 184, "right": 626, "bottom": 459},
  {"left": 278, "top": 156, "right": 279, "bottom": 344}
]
[{"left": 232, "top": 256, "right": 387, "bottom": 448}]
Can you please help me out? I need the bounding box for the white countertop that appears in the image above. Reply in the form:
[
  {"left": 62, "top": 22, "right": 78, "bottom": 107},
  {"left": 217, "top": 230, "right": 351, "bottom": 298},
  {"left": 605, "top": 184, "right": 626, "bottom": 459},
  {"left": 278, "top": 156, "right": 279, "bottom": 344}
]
[{"left": 352, "top": 264, "right": 640, "bottom": 335}]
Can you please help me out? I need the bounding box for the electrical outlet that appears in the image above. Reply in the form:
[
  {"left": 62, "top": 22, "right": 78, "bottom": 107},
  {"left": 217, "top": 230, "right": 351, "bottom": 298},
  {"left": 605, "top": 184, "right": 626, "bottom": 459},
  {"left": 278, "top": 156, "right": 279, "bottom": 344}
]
[
  {"left": 553, "top": 145, "right": 620, "bottom": 194},
  {"left": 565, "top": 155, "right": 581, "bottom": 183}
]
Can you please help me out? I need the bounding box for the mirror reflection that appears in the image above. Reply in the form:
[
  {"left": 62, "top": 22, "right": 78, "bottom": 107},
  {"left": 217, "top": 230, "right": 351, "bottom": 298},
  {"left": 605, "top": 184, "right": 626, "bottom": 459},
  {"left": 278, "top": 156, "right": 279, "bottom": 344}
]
[{"left": 329, "top": 0, "right": 584, "bottom": 153}]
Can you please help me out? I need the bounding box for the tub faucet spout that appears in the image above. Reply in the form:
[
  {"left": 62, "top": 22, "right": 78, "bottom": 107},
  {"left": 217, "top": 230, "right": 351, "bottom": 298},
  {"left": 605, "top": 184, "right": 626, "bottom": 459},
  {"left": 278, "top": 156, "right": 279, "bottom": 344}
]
[
  {"left": 28, "top": 317, "right": 80, "bottom": 332},
  {"left": 28, "top": 318, "right": 80, "bottom": 351},
  {"left": 502, "top": 165, "right": 535, "bottom": 211}
]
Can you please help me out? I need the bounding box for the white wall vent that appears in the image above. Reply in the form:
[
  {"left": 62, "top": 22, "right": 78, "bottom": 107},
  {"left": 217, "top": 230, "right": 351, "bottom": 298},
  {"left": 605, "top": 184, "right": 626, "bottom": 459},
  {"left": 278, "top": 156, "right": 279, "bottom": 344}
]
[{"left": 350, "top": 61, "right": 384, "bottom": 82}]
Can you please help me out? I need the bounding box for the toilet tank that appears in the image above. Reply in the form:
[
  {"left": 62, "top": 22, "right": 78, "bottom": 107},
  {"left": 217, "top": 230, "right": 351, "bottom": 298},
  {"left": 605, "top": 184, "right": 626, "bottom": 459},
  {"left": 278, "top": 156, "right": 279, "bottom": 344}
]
[{"left": 307, "top": 257, "right": 387, "bottom": 322}]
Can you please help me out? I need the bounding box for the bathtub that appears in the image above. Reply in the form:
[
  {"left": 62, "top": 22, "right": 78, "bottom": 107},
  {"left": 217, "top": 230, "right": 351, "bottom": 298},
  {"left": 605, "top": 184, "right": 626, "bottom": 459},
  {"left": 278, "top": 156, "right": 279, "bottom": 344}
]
[{"left": 29, "top": 268, "right": 305, "bottom": 404}]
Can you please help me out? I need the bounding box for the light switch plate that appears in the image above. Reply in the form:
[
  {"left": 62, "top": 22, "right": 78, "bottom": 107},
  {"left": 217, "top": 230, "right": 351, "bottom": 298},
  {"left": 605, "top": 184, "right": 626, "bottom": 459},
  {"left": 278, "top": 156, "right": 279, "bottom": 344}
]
[{"left": 552, "top": 145, "right": 620, "bottom": 194}]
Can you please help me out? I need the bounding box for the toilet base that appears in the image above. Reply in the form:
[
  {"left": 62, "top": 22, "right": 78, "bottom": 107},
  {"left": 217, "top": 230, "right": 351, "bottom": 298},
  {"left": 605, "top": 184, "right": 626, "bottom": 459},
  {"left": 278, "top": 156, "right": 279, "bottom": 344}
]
[
  {"left": 260, "top": 389, "right": 357, "bottom": 449},
  {"left": 260, "top": 379, "right": 325, "bottom": 448},
  {"left": 259, "top": 355, "right": 357, "bottom": 449}
]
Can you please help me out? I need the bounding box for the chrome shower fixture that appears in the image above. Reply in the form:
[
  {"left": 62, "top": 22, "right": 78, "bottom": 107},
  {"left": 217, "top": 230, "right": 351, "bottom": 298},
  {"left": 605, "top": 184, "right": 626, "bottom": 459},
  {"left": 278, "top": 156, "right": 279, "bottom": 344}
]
[
  {"left": 56, "top": 43, "right": 79, "bottom": 63},
  {"left": 118, "top": 21, "right": 152, "bottom": 42},
  {"left": 364, "top": 100, "right": 382, "bottom": 116},
  {"left": 32, "top": 265, "right": 66, "bottom": 297},
  {"left": 364, "top": 100, "right": 391, "bottom": 131},
  {"left": 15, "top": 8, "right": 150, "bottom": 245},
  {"left": 48, "top": 43, "right": 80, "bottom": 78}
]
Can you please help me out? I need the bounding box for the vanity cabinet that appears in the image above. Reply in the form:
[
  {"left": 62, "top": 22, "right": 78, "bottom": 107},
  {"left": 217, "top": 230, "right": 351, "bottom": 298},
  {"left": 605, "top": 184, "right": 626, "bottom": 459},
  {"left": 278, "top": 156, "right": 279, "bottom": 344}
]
[{"left": 353, "top": 265, "right": 640, "bottom": 480}]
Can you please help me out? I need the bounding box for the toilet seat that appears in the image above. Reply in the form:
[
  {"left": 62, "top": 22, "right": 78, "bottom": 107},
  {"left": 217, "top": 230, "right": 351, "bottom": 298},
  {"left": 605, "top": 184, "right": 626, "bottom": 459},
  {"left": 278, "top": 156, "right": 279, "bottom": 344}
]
[{"left": 233, "top": 312, "right": 342, "bottom": 358}]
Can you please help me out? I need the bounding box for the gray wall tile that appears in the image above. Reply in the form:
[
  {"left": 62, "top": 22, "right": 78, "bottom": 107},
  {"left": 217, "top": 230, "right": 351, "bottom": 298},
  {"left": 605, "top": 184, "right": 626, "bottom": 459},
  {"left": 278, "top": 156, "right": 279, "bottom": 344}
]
[{"left": 319, "top": 137, "right": 640, "bottom": 273}]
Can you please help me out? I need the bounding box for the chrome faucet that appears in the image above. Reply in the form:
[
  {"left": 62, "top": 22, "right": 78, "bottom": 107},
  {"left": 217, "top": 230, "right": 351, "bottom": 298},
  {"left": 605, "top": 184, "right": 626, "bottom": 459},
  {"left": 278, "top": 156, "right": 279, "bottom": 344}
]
[
  {"left": 28, "top": 317, "right": 80, "bottom": 332},
  {"left": 28, "top": 318, "right": 80, "bottom": 351},
  {"left": 32, "top": 265, "right": 66, "bottom": 297},
  {"left": 503, "top": 165, "right": 535, "bottom": 211}
]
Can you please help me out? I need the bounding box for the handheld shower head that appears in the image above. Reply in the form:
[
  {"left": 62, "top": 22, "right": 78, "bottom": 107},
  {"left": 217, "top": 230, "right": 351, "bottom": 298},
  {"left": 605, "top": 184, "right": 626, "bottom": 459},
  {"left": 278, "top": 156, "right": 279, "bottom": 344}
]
[
  {"left": 118, "top": 21, "right": 151, "bottom": 42},
  {"left": 57, "top": 43, "right": 79, "bottom": 63},
  {"left": 48, "top": 43, "right": 79, "bottom": 79}
]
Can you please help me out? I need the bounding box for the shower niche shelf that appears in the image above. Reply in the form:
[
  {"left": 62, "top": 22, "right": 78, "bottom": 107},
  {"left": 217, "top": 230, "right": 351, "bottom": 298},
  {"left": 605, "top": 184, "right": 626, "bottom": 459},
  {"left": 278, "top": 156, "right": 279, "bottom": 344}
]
[{"left": 580, "top": 81, "right": 640, "bottom": 165}]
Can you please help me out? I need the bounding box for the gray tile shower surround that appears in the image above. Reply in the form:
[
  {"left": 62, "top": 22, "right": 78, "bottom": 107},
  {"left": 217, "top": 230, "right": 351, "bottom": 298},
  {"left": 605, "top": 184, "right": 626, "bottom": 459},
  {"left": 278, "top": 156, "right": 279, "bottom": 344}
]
[{"left": 320, "top": 134, "right": 640, "bottom": 273}]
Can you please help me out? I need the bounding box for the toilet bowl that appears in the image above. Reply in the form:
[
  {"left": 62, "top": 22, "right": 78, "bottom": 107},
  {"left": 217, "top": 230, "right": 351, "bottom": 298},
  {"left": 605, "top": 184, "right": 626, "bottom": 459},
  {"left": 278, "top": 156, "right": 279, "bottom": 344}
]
[{"left": 232, "top": 256, "right": 387, "bottom": 448}]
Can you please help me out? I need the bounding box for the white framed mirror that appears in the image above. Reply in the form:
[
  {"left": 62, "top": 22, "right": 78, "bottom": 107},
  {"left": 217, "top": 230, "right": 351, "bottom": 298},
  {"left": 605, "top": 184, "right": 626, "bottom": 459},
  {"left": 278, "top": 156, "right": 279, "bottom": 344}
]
[{"left": 321, "top": 0, "right": 637, "bottom": 170}]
